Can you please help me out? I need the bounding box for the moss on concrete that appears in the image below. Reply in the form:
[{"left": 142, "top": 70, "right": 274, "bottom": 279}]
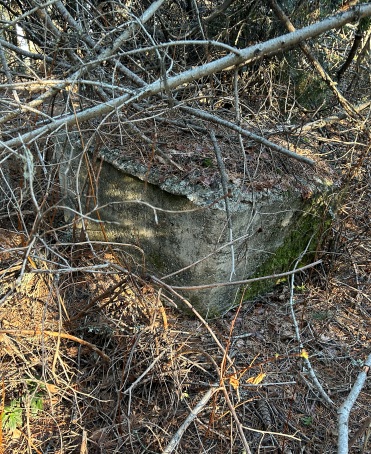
[
  {"left": 240, "top": 193, "right": 333, "bottom": 303},
  {"left": 56, "top": 134, "right": 335, "bottom": 318}
]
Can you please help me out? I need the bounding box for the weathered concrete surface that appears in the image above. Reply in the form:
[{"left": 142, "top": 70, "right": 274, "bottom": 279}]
[{"left": 56, "top": 136, "right": 333, "bottom": 316}]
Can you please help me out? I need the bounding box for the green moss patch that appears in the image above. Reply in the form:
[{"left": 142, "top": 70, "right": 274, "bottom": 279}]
[{"left": 241, "top": 194, "right": 333, "bottom": 303}]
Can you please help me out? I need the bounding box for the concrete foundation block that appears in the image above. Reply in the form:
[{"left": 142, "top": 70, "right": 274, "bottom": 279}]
[{"left": 57, "top": 136, "right": 333, "bottom": 316}]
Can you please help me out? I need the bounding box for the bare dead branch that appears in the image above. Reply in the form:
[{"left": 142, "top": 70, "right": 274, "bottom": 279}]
[
  {"left": 221, "top": 385, "right": 253, "bottom": 454},
  {"left": 162, "top": 385, "right": 222, "bottom": 454},
  {"left": 269, "top": 0, "right": 359, "bottom": 118},
  {"left": 288, "top": 250, "right": 335, "bottom": 408},
  {"left": 337, "top": 25, "right": 365, "bottom": 81},
  {"left": 338, "top": 353, "right": 371, "bottom": 454},
  {"left": 0, "top": 34, "right": 20, "bottom": 103},
  {"left": 295, "top": 101, "right": 371, "bottom": 133},
  {"left": 180, "top": 105, "right": 316, "bottom": 165},
  {"left": 2, "top": 5, "right": 371, "bottom": 153},
  {"left": 164, "top": 260, "right": 322, "bottom": 290},
  {"left": 210, "top": 130, "right": 235, "bottom": 279}
]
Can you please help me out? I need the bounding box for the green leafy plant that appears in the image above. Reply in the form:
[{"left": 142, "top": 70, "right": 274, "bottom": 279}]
[
  {"left": 201, "top": 157, "right": 213, "bottom": 167},
  {"left": 2, "top": 399, "right": 23, "bottom": 434},
  {"left": 1, "top": 382, "right": 45, "bottom": 436},
  {"left": 30, "top": 396, "right": 44, "bottom": 416},
  {"left": 301, "top": 415, "right": 313, "bottom": 426},
  {"left": 312, "top": 311, "right": 330, "bottom": 321}
]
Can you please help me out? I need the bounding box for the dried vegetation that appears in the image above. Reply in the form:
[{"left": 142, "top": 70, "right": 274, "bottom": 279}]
[
  {"left": 1, "top": 112, "right": 370, "bottom": 454},
  {"left": 0, "top": 1, "right": 370, "bottom": 453}
]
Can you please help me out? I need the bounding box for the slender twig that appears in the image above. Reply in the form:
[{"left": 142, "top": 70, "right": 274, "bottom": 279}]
[
  {"left": 161, "top": 231, "right": 253, "bottom": 280},
  {"left": 0, "top": 329, "right": 110, "bottom": 362},
  {"left": 221, "top": 386, "right": 252, "bottom": 454},
  {"left": 165, "top": 260, "right": 322, "bottom": 290},
  {"left": 241, "top": 424, "right": 301, "bottom": 441},
  {"left": 112, "top": 39, "right": 243, "bottom": 58},
  {"left": 150, "top": 277, "right": 234, "bottom": 365},
  {"left": 0, "top": 37, "right": 69, "bottom": 67},
  {"left": 123, "top": 349, "right": 167, "bottom": 396},
  {"left": 338, "top": 354, "right": 371, "bottom": 454},
  {"left": 162, "top": 385, "right": 222, "bottom": 454},
  {"left": 288, "top": 245, "right": 335, "bottom": 407},
  {"left": 210, "top": 130, "right": 235, "bottom": 279}
]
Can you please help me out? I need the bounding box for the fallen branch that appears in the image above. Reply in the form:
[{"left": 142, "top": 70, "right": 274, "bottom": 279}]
[
  {"left": 241, "top": 424, "right": 301, "bottom": 441},
  {"left": 269, "top": 0, "right": 359, "bottom": 118},
  {"left": 338, "top": 353, "right": 371, "bottom": 454},
  {"left": 123, "top": 349, "right": 167, "bottom": 396},
  {"left": 180, "top": 105, "right": 315, "bottom": 165},
  {"left": 221, "top": 385, "right": 252, "bottom": 454},
  {"left": 295, "top": 101, "right": 371, "bottom": 133},
  {"left": 288, "top": 245, "right": 335, "bottom": 407},
  {"left": 0, "top": 37, "right": 69, "bottom": 68},
  {"left": 162, "top": 385, "right": 222, "bottom": 454},
  {"left": 210, "top": 130, "right": 235, "bottom": 279},
  {"left": 337, "top": 24, "right": 364, "bottom": 82}
]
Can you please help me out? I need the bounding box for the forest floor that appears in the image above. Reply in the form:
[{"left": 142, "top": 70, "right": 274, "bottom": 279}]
[{"left": 0, "top": 129, "right": 370, "bottom": 453}]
